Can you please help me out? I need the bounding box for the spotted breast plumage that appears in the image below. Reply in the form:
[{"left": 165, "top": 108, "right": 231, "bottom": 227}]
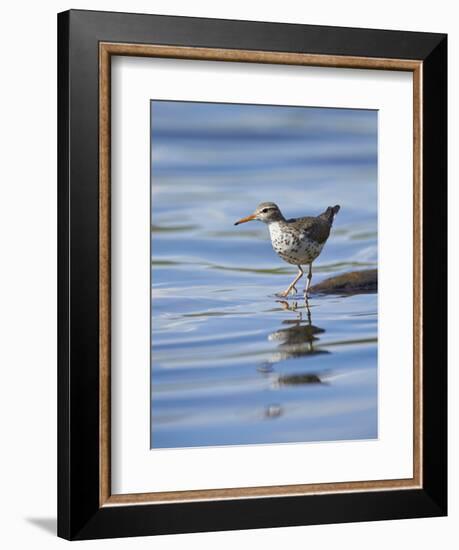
[{"left": 234, "top": 202, "right": 340, "bottom": 298}]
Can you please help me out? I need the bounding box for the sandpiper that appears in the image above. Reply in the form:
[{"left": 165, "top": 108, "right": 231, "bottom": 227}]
[{"left": 234, "top": 202, "right": 340, "bottom": 298}]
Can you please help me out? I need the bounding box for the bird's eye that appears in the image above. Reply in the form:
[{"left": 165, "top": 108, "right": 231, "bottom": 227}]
[{"left": 262, "top": 208, "right": 269, "bottom": 213}]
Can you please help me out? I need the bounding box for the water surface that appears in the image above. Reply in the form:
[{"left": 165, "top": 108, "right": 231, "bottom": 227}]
[{"left": 150, "top": 101, "right": 378, "bottom": 448}]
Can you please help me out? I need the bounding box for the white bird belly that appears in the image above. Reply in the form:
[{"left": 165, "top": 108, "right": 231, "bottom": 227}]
[{"left": 268, "top": 222, "right": 324, "bottom": 265}]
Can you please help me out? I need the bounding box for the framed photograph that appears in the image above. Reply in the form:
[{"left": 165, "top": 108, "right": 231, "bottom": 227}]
[{"left": 57, "top": 9, "right": 447, "bottom": 540}]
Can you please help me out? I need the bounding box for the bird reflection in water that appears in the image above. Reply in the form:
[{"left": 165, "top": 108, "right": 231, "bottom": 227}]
[
  {"left": 261, "top": 299, "right": 329, "bottom": 372},
  {"left": 260, "top": 299, "right": 330, "bottom": 420},
  {"left": 269, "top": 299, "right": 328, "bottom": 361}
]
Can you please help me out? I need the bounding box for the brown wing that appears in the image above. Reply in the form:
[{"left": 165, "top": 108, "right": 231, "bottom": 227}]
[{"left": 285, "top": 216, "right": 332, "bottom": 244}]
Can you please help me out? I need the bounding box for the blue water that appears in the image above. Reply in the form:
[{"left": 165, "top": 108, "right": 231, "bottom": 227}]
[{"left": 150, "top": 101, "right": 378, "bottom": 449}]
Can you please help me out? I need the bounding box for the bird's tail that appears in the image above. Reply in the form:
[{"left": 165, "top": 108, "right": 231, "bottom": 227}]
[{"left": 319, "top": 205, "right": 340, "bottom": 225}]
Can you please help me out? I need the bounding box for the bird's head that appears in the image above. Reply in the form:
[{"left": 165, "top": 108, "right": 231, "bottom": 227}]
[{"left": 234, "top": 202, "right": 285, "bottom": 225}]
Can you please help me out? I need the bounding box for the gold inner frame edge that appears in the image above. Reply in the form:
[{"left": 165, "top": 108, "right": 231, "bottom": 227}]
[{"left": 99, "top": 42, "right": 423, "bottom": 507}]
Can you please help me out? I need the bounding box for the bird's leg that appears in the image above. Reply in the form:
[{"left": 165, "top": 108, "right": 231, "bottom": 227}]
[
  {"left": 304, "top": 263, "right": 313, "bottom": 299},
  {"left": 304, "top": 293, "right": 312, "bottom": 322},
  {"left": 277, "top": 266, "right": 303, "bottom": 297}
]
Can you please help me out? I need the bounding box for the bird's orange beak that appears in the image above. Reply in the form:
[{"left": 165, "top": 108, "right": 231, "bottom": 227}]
[{"left": 234, "top": 213, "right": 256, "bottom": 226}]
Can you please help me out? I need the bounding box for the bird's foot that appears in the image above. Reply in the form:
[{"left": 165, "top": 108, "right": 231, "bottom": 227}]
[
  {"left": 276, "top": 286, "right": 296, "bottom": 298},
  {"left": 276, "top": 290, "right": 289, "bottom": 298}
]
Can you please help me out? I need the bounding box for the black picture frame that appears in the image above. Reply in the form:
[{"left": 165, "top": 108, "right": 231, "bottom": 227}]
[{"left": 58, "top": 9, "right": 447, "bottom": 540}]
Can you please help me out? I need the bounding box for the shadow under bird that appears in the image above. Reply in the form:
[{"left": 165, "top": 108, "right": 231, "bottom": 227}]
[{"left": 234, "top": 202, "right": 340, "bottom": 297}]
